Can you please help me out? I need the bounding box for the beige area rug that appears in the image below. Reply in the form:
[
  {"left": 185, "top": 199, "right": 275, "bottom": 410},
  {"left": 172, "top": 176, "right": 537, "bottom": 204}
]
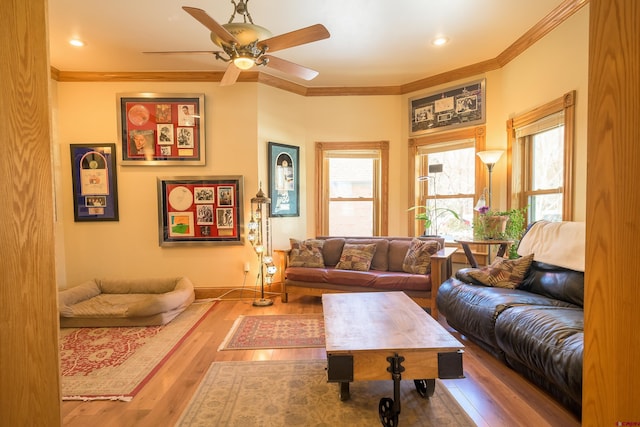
[
  {"left": 218, "top": 314, "right": 325, "bottom": 351},
  {"left": 176, "top": 360, "right": 476, "bottom": 426},
  {"left": 59, "top": 301, "right": 216, "bottom": 401}
]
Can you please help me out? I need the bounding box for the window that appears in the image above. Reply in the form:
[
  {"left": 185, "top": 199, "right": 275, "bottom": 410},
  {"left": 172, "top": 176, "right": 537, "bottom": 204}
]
[
  {"left": 316, "top": 141, "right": 388, "bottom": 236},
  {"left": 508, "top": 91, "right": 575, "bottom": 221},
  {"left": 410, "top": 127, "right": 486, "bottom": 240}
]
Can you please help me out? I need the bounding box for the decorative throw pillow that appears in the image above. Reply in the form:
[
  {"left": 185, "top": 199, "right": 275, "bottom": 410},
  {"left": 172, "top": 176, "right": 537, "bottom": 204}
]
[
  {"left": 467, "top": 253, "right": 535, "bottom": 289},
  {"left": 335, "top": 244, "right": 377, "bottom": 271},
  {"left": 402, "top": 239, "right": 441, "bottom": 275},
  {"left": 288, "top": 238, "right": 325, "bottom": 268}
]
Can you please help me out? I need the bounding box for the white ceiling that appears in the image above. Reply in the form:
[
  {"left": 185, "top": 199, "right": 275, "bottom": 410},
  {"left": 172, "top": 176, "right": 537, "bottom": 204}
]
[{"left": 48, "top": 0, "right": 565, "bottom": 88}]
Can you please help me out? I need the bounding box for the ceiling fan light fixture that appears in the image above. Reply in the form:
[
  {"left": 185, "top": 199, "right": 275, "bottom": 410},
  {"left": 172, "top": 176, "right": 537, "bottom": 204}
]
[
  {"left": 69, "top": 38, "right": 85, "bottom": 47},
  {"left": 233, "top": 56, "right": 255, "bottom": 70},
  {"left": 211, "top": 22, "right": 272, "bottom": 47},
  {"left": 432, "top": 36, "right": 449, "bottom": 46}
]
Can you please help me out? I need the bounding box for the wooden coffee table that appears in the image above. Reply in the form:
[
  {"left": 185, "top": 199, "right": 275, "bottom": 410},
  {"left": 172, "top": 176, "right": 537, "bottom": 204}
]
[{"left": 322, "top": 291, "right": 464, "bottom": 427}]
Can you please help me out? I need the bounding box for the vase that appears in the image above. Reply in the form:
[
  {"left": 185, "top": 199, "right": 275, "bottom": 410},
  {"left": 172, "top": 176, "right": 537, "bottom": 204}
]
[{"left": 482, "top": 215, "right": 508, "bottom": 239}]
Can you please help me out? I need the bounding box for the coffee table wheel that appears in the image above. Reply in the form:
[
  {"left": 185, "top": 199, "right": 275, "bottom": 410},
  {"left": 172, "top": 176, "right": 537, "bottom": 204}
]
[
  {"left": 339, "top": 382, "right": 350, "bottom": 401},
  {"left": 378, "top": 397, "right": 398, "bottom": 427},
  {"left": 414, "top": 379, "right": 435, "bottom": 398}
]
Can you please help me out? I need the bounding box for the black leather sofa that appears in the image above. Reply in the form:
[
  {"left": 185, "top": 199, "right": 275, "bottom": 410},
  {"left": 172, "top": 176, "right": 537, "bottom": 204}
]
[{"left": 436, "top": 221, "right": 584, "bottom": 416}]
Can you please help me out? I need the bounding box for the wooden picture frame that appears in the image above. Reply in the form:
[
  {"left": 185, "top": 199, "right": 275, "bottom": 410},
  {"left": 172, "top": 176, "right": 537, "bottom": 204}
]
[
  {"left": 157, "top": 176, "right": 243, "bottom": 246},
  {"left": 117, "top": 92, "right": 205, "bottom": 165},
  {"left": 268, "top": 142, "right": 300, "bottom": 217},
  {"left": 409, "top": 79, "right": 486, "bottom": 136},
  {"left": 70, "top": 143, "right": 119, "bottom": 222}
]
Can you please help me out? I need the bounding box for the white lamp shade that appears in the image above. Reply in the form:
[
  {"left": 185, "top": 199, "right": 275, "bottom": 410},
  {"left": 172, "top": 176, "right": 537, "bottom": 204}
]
[
  {"left": 474, "top": 194, "right": 487, "bottom": 211},
  {"left": 233, "top": 56, "right": 255, "bottom": 70},
  {"left": 476, "top": 150, "right": 504, "bottom": 165}
]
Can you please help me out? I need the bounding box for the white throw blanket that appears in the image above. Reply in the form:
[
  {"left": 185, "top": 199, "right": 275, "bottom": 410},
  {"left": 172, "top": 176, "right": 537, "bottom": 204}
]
[{"left": 517, "top": 220, "right": 585, "bottom": 272}]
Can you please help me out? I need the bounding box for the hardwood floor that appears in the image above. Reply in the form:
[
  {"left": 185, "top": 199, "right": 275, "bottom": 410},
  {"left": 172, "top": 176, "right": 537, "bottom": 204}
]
[{"left": 61, "top": 294, "right": 581, "bottom": 426}]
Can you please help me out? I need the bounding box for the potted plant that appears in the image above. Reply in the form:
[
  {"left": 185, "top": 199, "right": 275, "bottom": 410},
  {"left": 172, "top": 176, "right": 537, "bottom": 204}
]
[
  {"left": 408, "top": 204, "right": 461, "bottom": 237},
  {"left": 473, "top": 206, "right": 527, "bottom": 258}
]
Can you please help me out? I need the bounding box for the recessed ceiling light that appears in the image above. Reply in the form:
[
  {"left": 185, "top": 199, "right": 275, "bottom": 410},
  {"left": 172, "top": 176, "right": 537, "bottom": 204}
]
[
  {"left": 69, "top": 39, "right": 85, "bottom": 47},
  {"left": 432, "top": 36, "right": 449, "bottom": 47}
]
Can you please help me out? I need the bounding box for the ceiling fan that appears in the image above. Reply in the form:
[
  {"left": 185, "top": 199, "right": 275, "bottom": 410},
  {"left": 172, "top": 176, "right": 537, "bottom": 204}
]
[{"left": 145, "top": 0, "right": 330, "bottom": 86}]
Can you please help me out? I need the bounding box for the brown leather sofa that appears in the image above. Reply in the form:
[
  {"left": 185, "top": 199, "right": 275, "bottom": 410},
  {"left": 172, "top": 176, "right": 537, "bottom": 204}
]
[
  {"left": 279, "top": 236, "right": 456, "bottom": 318},
  {"left": 436, "top": 221, "right": 584, "bottom": 416}
]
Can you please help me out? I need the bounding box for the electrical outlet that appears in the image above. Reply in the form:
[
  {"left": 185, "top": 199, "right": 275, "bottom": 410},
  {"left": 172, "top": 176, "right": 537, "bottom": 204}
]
[{"left": 243, "top": 261, "right": 251, "bottom": 272}]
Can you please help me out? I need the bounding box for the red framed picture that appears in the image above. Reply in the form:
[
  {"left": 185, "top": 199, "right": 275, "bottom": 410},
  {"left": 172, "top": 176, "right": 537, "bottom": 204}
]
[
  {"left": 117, "top": 93, "right": 205, "bottom": 165},
  {"left": 157, "top": 176, "right": 244, "bottom": 246}
]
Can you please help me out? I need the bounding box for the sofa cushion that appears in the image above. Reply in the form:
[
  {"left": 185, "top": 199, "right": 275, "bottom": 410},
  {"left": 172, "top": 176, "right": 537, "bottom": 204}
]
[
  {"left": 467, "top": 254, "right": 534, "bottom": 289},
  {"left": 335, "top": 243, "right": 377, "bottom": 271},
  {"left": 436, "top": 277, "right": 579, "bottom": 351},
  {"left": 321, "top": 238, "right": 346, "bottom": 267},
  {"left": 345, "top": 238, "right": 389, "bottom": 271},
  {"left": 495, "top": 305, "right": 583, "bottom": 407},
  {"left": 402, "top": 239, "right": 440, "bottom": 275},
  {"left": 289, "top": 238, "right": 325, "bottom": 267},
  {"left": 388, "top": 240, "right": 411, "bottom": 272},
  {"left": 519, "top": 261, "right": 585, "bottom": 308},
  {"left": 285, "top": 267, "right": 431, "bottom": 292}
]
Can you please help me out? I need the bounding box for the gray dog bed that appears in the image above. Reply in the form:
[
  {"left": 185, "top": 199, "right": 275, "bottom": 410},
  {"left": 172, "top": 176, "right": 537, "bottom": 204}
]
[{"left": 58, "top": 276, "right": 195, "bottom": 327}]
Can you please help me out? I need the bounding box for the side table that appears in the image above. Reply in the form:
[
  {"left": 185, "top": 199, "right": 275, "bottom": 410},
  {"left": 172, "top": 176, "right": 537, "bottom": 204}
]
[{"left": 455, "top": 239, "right": 514, "bottom": 268}]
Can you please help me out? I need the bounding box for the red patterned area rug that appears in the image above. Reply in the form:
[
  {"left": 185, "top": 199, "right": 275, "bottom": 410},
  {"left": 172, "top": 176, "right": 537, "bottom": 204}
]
[
  {"left": 218, "top": 314, "right": 325, "bottom": 351},
  {"left": 59, "top": 301, "right": 216, "bottom": 401}
]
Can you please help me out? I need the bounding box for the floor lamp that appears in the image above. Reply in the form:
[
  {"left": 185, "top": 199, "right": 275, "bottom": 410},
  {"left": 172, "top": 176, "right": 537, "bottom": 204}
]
[
  {"left": 247, "top": 185, "right": 277, "bottom": 307},
  {"left": 476, "top": 150, "right": 504, "bottom": 209},
  {"left": 476, "top": 150, "right": 504, "bottom": 261},
  {"left": 417, "top": 164, "right": 443, "bottom": 236}
]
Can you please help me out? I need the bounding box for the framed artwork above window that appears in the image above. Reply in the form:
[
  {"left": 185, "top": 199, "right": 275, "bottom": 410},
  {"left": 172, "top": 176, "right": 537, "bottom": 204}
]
[{"left": 409, "top": 79, "right": 486, "bottom": 136}]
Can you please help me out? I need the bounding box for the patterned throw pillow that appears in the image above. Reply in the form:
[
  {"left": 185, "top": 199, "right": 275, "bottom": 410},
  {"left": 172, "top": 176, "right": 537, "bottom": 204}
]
[
  {"left": 402, "top": 239, "right": 441, "bottom": 275},
  {"left": 335, "top": 244, "right": 377, "bottom": 271},
  {"left": 288, "top": 239, "right": 325, "bottom": 268},
  {"left": 467, "top": 253, "right": 535, "bottom": 289}
]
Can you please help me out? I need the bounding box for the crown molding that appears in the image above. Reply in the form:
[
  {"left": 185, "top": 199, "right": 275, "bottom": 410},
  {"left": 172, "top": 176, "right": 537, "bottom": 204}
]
[{"left": 50, "top": 0, "right": 588, "bottom": 97}]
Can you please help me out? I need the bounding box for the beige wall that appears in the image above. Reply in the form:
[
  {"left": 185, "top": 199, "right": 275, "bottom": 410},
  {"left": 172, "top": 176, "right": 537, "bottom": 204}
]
[
  {"left": 53, "top": 7, "right": 589, "bottom": 289},
  {"left": 494, "top": 6, "right": 589, "bottom": 219},
  {"left": 400, "top": 6, "right": 589, "bottom": 219},
  {"left": 256, "top": 86, "right": 308, "bottom": 250},
  {"left": 303, "top": 95, "right": 404, "bottom": 236},
  {"left": 55, "top": 82, "right": 263, "bottom": 287}
]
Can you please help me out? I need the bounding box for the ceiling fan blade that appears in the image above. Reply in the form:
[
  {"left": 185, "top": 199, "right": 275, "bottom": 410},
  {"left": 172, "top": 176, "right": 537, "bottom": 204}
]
[
  {"left": 142, "top": 50, "right": 219, "bottom": 55},
  {"left": 264, "top": 55, "right": 319, "bottom": 81},
  {"left": 220, "top": 63, "right": 242, "bottom": 86},
  {"left": 182, "top": 6, "right": 237, "bottom": 45},
  {"left": 258, "top": 24, "right": 330, "bottom": 53}
]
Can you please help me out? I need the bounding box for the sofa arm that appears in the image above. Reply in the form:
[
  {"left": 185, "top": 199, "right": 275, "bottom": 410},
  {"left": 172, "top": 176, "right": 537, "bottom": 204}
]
[
  {"left": 274, "top": 249, "right": 291, "bottom": 302},
  {"left": 429, "top": 247, "right": 457, "bottom": 318}
]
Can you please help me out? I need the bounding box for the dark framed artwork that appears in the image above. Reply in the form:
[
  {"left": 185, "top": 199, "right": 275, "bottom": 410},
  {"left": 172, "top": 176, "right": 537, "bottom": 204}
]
[
  {"left": 70, "top": 143, "right": 119, "bottom": 222},
  {"left": 117, "top": 92, "right": 205, "bottom": 165},
  {"left": 409, "top": 79, "right": 486, "bottom": 136},
  {"left": 268, "top": 142, "right": 299, "bottom": 217},
  {"left": 157, "top": 176, "right": 243, "bottom": 246}
]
